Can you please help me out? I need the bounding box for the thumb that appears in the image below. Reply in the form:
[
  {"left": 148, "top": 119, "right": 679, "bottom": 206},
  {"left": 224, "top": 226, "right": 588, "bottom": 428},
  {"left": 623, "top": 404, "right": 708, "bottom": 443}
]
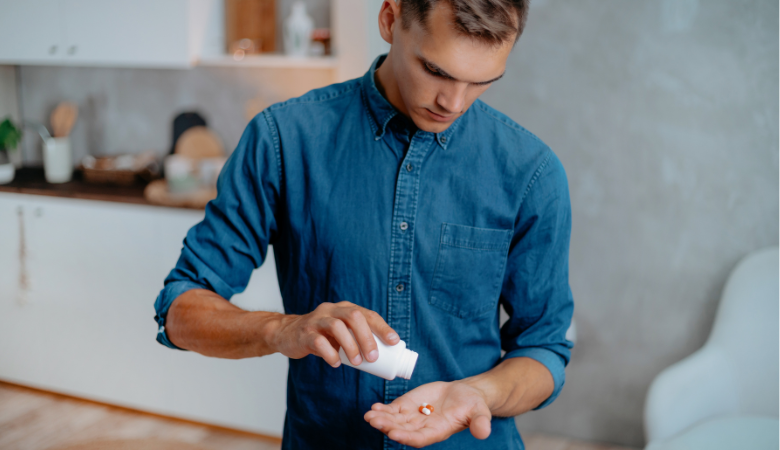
[{"left": 469, "top": 408, "right": 492, "bottom": 440}]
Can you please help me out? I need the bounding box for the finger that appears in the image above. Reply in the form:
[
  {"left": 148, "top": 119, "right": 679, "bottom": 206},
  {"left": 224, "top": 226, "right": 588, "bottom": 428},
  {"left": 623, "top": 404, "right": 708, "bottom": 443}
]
[
  {"left": 368, "top": 415, "right": 398, "bottom": 433},
  {"left": 371, "top": 402, "right": 395, "bottom": 412},
  {"left": 364, "top": 410, "right": 381, "bottom": 423},
  {"left": 311, "top": 334, "right": 341, "bottom": 368},
  {"left": 469, "top": 413, "right": 492, "bottom": 440},
  {"left": 363, "top": 309, "right": 400, "bottom": 346},
  {"left": 364, "top": 409, "right": 396, "bottom": 422},
  {"left": 387, "top": 427, "right": 442, "bottom": 449},
  {"left": 324, "top": 317, "right": 362, "bottom": 365},
  {"left": 338, "top": 308, "right": 379, "bottom": 362}
]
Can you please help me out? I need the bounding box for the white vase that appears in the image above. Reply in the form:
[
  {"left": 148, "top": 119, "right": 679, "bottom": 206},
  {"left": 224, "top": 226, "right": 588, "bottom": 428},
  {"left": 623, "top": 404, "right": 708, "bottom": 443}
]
[
  {"left": 0, "top": 162, "right": 14, "bottom": 184},
  {"left": 43, "top": 137, "right": 73, "bottom": 183},
  {"left": 284, "top": 2, "right": 314, "bottom": 57}
]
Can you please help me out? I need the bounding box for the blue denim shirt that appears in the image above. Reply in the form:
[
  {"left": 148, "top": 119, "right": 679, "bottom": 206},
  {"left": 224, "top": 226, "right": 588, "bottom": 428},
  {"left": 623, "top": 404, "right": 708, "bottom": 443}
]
[{"left": 154, "top": 55, "right": 574, "bottom": 450}]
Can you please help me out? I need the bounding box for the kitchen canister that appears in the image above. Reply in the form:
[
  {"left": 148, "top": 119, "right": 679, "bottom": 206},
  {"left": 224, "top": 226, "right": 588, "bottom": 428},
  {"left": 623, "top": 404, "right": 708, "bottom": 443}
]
[{"left": 43, "top": 137, "right": 73, "bottom": 183}]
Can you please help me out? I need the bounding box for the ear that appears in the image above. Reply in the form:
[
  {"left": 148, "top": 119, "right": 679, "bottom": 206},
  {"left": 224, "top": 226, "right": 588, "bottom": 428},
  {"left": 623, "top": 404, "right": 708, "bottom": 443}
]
[{"left": 378, "top": 0, "right": 400, "bottom": 45}]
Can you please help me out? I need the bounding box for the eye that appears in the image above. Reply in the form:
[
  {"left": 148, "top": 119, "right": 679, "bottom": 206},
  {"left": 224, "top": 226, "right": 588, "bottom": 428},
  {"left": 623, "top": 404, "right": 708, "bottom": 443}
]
[{"left": 424, "top": 63, "right": 443, "bottom": 77}]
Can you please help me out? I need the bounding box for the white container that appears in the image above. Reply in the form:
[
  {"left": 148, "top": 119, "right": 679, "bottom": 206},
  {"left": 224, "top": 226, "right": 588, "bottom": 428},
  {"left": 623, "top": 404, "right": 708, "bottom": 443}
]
[
  {"left": 283, "top": 1, "right": 314, "bottom": 57},
  {"left": 0, "top": 162, "right": 14, "bottom": 184},
  {"left": 338, "top": 332, "right": 419, "bottom": 381},
  {"left": 198, "top": 157, "right": 227, "bottom": 188},
  {"left": 43, "top": 137, "right": 73, "bottom": 183},
  {"left": 164, "top": 154, "right": 198, "bottom": 194}
]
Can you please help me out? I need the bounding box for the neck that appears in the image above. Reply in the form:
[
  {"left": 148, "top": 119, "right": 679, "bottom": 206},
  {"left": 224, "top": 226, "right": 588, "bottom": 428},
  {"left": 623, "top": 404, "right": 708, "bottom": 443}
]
[{"left": 374, "top": 52, "right": 411, "bottom": 119}]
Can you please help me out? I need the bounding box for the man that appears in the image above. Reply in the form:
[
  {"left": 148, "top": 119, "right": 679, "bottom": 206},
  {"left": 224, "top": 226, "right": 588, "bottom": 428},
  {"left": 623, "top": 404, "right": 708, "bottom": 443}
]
[{"left": 154, "top": 0, "right": 573, "bottom": 448}]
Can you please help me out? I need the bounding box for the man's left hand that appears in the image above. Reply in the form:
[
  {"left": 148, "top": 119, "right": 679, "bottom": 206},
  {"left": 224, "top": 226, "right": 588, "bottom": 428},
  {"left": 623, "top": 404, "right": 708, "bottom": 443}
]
[{"left": 363, "top": 380, "right": 492, "bottom": 448}]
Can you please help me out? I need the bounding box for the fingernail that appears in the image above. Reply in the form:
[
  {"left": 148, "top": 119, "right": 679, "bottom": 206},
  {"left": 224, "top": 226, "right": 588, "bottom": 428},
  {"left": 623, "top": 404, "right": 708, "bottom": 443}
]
[
  {"left": 368, "top": 350, "right": 378, "bottom": 361},
  {"left": 333, "top": 361, "right": 341, "bottom": 368},
  {"left": 387, "top": 333, "right": 399, "bottom": 341},
  {"left": 352, "top": 354, "right": 362, "bottom": 365}
]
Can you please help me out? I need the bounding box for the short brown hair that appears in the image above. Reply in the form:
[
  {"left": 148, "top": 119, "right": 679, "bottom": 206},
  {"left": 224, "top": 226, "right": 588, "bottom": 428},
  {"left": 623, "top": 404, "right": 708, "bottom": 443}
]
[{"left": 400, "top": 0, "right": 530, "bottom": 45}]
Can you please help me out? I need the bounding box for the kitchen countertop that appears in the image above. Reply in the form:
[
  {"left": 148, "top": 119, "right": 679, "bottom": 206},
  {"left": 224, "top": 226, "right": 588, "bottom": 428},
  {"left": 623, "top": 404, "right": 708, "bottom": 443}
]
[{"left": 0, "top": 167, "right": 189, "bottom": 208}]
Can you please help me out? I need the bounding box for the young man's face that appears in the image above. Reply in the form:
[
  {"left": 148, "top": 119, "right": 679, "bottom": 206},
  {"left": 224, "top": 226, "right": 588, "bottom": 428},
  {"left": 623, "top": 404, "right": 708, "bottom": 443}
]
[{"left": 379, "top": 1, "right": 515, "bottom": 133}]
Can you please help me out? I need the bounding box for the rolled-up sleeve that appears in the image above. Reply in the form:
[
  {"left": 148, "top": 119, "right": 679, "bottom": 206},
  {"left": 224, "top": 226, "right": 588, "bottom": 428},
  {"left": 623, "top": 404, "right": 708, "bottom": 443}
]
[
  {"left": 154, "top": 111, "right": 282, "bottom": 349},
  {"left": 499, "top": 151, "right": 574, "bottom": 409}
]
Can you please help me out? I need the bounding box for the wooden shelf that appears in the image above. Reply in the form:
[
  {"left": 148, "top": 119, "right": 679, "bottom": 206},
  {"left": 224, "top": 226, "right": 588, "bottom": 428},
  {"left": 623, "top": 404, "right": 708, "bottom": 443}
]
[{"left": 197, "top": 54, "right": 337, "bottom": 69}]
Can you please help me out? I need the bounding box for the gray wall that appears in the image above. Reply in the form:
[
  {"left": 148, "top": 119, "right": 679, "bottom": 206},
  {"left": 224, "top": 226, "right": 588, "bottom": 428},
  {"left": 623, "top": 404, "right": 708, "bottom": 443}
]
[
  {"left": 479, "top": 0, "right": 778, "bottom": 446},
  {"left": 17, "top": 65, "right": 333, "bottom": 164},
  {"left": 9, "top": 0, "right": 779, "bottom": 447}
]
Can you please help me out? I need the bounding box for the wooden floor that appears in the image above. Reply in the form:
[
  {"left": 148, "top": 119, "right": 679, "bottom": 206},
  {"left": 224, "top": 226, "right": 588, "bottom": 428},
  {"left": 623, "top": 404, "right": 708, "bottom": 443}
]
[{"left": 0, "top": 382, "right": 638, "bottom": 450}]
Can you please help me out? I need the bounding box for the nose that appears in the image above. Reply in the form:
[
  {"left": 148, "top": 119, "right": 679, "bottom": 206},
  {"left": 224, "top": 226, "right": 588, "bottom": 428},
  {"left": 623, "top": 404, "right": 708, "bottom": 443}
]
[{"left": 435, "top": 82, "right": 468, "bottom": 115}]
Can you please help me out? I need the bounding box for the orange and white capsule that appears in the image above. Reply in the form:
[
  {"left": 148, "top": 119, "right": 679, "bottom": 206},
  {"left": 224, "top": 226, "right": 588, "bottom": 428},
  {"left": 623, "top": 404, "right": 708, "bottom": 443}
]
[{"left": 418, "top": 403, "right": 434, "bottom": 415}]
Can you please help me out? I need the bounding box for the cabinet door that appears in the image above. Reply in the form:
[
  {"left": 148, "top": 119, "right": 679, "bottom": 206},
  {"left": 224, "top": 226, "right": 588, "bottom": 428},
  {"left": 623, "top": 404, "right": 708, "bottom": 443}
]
[
  {"left": 0, "top": 194, "right": 287, "bottom": 436},
  {"left": 61, "top": 0, "right": 191, "bottom": 67},
  {"left": 0, "top": 0, "right": 65, "bottom": 64},
  {"left": 0, "top": 197, "right": 23, "bottom": 306}
]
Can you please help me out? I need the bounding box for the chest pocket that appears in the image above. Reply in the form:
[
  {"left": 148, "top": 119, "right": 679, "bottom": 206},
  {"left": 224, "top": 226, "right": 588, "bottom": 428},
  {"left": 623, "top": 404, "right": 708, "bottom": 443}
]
[{"left": 429, "top": 223, "right": 513, "bottom": 319}]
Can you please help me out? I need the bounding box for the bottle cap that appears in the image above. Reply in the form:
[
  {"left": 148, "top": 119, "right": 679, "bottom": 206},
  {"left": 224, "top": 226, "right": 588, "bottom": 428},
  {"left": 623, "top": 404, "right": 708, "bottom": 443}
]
[{"left": 397, "top": 349, "right": 418, "bottom": 380}]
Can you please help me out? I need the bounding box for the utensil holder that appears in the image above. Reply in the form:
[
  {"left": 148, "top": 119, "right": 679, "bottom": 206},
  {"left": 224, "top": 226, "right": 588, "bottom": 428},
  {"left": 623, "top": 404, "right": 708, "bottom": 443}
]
[{"left": 43, "top": 137, "right": 73, "bottom": 183}]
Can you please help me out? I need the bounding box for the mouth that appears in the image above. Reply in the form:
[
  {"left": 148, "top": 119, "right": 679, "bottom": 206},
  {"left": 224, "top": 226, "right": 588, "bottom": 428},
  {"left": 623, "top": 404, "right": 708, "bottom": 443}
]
[{"left": 425, "top": 108, "right": 454, "bottom": 123}]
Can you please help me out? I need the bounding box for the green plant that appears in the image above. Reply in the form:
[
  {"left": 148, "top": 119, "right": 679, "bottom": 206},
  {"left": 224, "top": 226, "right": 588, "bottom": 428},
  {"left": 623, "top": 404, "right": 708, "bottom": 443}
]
[{"left": 0, "top": 117, "right": 22, "bottom": 154}]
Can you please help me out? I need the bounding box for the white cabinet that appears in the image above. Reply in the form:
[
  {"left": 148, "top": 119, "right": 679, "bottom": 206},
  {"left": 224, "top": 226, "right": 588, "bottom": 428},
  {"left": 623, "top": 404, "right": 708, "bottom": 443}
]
[
  {"left": 0, "top": 0, "right": 371, "bottom": 75},
  {"left": 0, "top": 193, "right": 287, "bottom": 437},
  {"left": 0, "top": 0, "right": 211, "bottom": 68},
  {"left": 0, "top": 0, "right": 65, "bottom": 63}
]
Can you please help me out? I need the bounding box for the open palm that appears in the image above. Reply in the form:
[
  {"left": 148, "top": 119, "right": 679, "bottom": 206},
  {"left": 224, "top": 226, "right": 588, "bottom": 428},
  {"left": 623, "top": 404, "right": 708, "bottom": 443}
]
[{"left": 363, "top": 381, "right": 492, "bottom": 448}]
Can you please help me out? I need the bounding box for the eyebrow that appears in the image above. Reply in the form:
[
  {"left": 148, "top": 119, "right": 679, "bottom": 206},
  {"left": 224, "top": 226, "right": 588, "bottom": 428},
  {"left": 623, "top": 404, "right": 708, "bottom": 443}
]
[{"left": 419, "top": 56, "right": 505, "bottom": 86}]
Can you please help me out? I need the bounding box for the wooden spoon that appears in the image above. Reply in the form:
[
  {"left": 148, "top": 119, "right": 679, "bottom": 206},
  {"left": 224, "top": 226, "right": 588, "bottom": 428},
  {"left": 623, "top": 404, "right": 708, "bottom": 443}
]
[{"left": 50, "top": 102, "right": 78, "bottom": 137}]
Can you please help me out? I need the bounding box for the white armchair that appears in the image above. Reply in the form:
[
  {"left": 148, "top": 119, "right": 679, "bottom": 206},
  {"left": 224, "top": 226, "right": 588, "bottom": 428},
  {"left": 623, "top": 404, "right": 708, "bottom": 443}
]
[{"left": 643, "top": 247, "right": 779, "bottom": 450}]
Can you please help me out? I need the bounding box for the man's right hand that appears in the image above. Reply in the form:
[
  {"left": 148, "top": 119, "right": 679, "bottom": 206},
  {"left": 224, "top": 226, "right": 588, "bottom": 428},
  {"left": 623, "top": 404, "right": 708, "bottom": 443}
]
[
  {"left": 270, "top": 301, "right": 400, "bottom": 367},
  {"left": 166, "top": 290, "right": 400, "bottom": 363}
]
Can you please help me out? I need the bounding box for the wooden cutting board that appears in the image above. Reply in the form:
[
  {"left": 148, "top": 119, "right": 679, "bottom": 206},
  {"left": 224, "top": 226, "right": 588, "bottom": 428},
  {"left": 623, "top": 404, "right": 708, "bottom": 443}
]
[
  {"left": 173, "top": 126, "right": 225, "bottom": 159},
  {"left": 144, "top": 179, "right": 216, "bottom": 209}
]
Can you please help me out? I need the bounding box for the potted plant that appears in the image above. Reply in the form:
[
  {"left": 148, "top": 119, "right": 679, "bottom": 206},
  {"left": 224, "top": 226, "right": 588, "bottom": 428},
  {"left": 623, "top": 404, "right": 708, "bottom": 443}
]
[{"left": 0, "top": 117, "right": 22, "bottom": 184}]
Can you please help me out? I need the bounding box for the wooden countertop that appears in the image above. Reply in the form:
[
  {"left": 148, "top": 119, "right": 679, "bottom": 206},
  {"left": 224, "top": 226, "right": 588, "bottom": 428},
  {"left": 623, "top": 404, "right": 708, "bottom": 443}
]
[{"left": 0, "top": 167, "right": 173, "bottom": 208}]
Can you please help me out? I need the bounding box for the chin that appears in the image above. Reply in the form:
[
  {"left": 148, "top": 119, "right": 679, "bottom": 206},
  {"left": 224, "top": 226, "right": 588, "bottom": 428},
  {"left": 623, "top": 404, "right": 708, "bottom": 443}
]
[{"left": 412, "top": 111, "right": 454, "bottom": 134}]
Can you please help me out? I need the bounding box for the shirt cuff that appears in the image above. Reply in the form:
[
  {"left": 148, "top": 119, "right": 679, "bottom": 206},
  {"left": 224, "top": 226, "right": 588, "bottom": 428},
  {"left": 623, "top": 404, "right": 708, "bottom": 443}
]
[
  {"left": 502, "top": 347, "right": 567, "bottom": 409},
  {"left": 153, "top": 280, "right": 207, "bottom": 351}
]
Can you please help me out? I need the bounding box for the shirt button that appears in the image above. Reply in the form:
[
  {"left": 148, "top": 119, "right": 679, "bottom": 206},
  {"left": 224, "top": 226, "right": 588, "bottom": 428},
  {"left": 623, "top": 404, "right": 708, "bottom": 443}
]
[
  {"left": 406, "top": 164, "right": 413, "bottom": 172},
  {"left": 396, "top": 283, "right": 404, "bottom": 292},
  {"left": 400, "top": 222, "right": 408, "bottom": 231},
  {"left": 441, "top": 136, "right": 447, "bottom": 143}
]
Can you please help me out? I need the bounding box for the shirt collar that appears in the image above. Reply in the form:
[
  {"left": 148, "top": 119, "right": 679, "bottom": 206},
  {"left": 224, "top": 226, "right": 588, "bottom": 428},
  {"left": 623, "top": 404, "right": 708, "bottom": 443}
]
[
  {"left": 361, "top": 54, "right": 461, "bottom": 149},
  {"left": 362, "top": 54, "right": 399, "bottom": 142}
]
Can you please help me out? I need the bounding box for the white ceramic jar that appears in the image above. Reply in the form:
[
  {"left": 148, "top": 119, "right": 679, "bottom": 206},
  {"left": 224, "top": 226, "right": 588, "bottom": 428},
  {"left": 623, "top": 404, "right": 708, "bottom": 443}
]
[{"left": 43, "top": 137, "right": 73, "bottom": 183}]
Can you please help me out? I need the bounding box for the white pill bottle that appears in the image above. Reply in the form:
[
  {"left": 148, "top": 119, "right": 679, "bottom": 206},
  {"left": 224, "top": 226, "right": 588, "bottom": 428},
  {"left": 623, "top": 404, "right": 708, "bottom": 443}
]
[{"left": 338, "top": 333, "right": 419, "bottom": 381}]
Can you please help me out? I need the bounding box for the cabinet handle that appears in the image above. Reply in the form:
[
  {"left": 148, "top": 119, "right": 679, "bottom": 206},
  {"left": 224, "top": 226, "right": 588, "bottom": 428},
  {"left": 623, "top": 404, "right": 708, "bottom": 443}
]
[
  {"left": 67, "top": 45, "right": 77, "bottom": 55},
  {"left": 49, "top": 45, "right": 57, "bottom": 55},
  {"left": 17, "top": 206, "right": 29, "bottom": 304}
]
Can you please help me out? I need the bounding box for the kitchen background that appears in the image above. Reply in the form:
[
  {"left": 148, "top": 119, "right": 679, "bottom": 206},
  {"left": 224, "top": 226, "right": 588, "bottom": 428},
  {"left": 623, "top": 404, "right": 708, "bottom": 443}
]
[{"left": 0, "top": 0, "right": 777, "bottom": 449}]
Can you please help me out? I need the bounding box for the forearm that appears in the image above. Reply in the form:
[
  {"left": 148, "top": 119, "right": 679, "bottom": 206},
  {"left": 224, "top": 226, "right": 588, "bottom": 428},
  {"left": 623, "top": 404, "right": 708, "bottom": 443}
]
[
  {"left": 165, "top": 288, "right": 287, "bottom": 359},
  {"left": 462, "top": 356, "right": 555, "bottom": 417}
]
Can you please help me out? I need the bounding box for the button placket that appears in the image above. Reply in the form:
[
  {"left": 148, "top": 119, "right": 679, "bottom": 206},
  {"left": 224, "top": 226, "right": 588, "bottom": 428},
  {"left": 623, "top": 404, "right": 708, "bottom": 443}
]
[{"left": 383, "top": 132, "right": 433, "bottom": 450}]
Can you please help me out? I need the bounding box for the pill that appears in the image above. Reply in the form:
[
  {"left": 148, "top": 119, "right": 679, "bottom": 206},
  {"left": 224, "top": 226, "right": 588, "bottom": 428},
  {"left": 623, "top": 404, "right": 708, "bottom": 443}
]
[
  {"left": 418, "top": 403, "right": 434, "bottom": 415},
  {"left": 422, "top": 407, "right": 431, "bottom": 415}
]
